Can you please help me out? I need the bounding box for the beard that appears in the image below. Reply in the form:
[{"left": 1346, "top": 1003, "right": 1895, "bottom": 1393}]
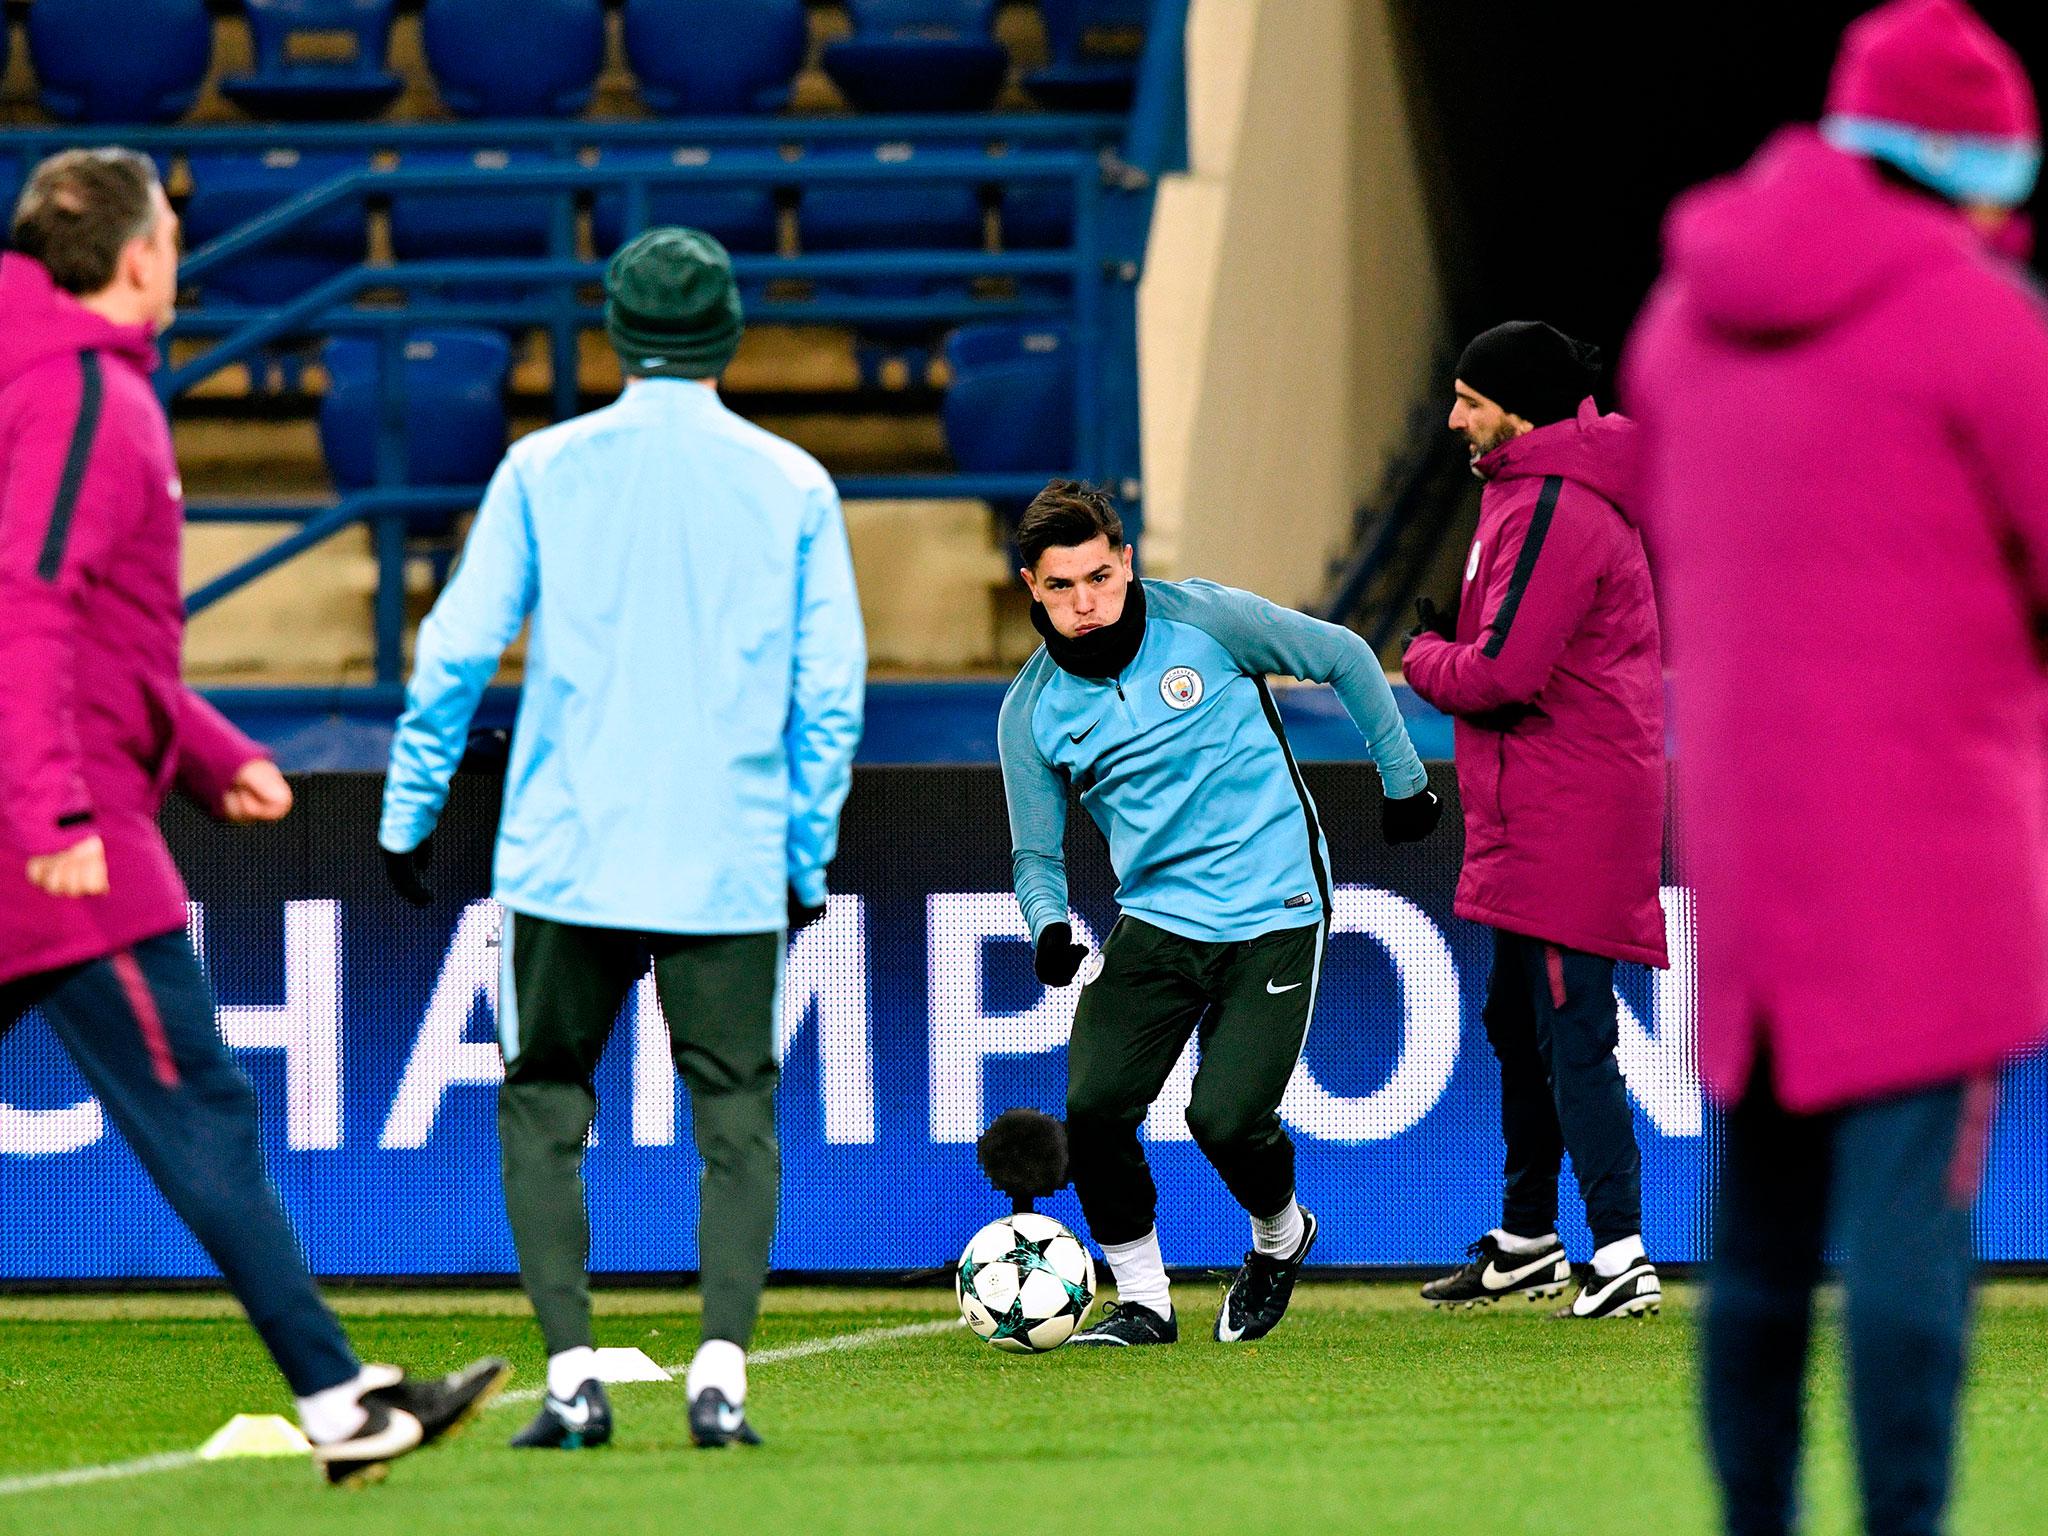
[{"left": 1463, "top": 421, "right": 1516, "bottom": 476}]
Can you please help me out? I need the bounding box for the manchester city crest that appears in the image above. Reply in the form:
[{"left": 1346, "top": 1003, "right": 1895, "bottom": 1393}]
[{"left": 1159, "top": 666, "right": 1203, "bottom": 710}]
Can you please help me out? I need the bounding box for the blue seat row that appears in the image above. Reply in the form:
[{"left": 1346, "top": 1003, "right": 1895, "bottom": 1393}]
[
  {"left": 315, "top": 321, "right": 1070, "bottom": 524},
  {"left": 172, "top": 143, "right": 1075, "bottom": 304},
  {"left": 21, "top": 0, "right": 1150, "bottom": 125}
]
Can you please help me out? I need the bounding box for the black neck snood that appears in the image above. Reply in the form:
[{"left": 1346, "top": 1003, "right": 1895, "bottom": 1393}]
[{"left": 1031, "top": 577, "right": 1148, "bottom": 680}]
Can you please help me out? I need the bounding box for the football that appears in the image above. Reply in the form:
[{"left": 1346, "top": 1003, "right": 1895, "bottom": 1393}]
[{"left": 956, "top": 1212, "right": 1096, "bottom": 1352}]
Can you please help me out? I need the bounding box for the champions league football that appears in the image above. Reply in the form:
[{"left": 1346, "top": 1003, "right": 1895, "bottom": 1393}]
[{"left": 956, "top": 1214, "right": 1096, "bottom": 1353}]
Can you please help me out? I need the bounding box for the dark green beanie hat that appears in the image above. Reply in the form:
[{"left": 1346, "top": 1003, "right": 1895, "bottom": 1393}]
[{"left": 604, "top": 226, "right": 744, "bottom": 381}]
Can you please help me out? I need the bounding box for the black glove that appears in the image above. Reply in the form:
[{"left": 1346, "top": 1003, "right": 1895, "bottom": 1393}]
[
  {"left": 382, "top": 835, "right": 435, "bottom": 907},
  {"left": 1408, "top": 596, "right": 1457, "bottom": 643},
  {"left": 1033, "top": 922, "right": 1090, "bottom": 986},
  {"left": 788, "top": 885, "right": 827, "bottom": 933},
  {"left": 1382, "top": 788, "right": 1442, "bottom": 845}
]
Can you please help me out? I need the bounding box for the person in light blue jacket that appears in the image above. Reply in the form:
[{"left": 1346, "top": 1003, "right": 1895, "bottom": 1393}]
[
  {"left": 378, "top": 229, "right": 864, "bottom": 1453},
  {"left": 998, "top": 481, "right": 1438, "bottom": 1349}
]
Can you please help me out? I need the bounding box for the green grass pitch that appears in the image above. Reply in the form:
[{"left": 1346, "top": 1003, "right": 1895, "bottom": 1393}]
[{"left": 0, "top": 1282, "right": 2043, "bottom": 1535}]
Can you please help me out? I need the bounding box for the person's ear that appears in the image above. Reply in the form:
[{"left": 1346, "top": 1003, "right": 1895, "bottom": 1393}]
[
  {"left": 1121, "top": 544, "right": 1134, "bottom": 577},
  {"left": 1021, "top": 566, "right": 1041, "bottom": 600}
]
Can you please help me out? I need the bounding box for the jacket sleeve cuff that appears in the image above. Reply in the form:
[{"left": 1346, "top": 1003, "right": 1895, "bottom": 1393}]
[
  {"left": 790, "top": 867, "right": 827, "bottom": 908},
  {"left": 174, "top": 689, "right": 266, "bottom": 813}
]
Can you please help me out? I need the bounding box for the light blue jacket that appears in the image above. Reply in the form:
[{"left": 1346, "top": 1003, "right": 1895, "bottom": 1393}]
[
  {"left": 380, "top": 380, "right": 866, "bottom": 933},
  {"left": 999, "top": 579, "right": 1427, "bottom": 945}
]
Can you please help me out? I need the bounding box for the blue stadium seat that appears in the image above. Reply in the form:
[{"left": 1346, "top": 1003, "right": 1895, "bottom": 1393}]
[
  {"left": 423, "top": 0, "right": 605, "bottom": 119},
  {"left": 624, "top": 0, "right": 808, "bottom": 115},
  {"left": 388, "top": 148, "right": 565, "bottom": 296},
  {"left": 319, "top": 329, "right": 512, "bottom": 522},
  {"left": 589, "top": 146, "right": 782, "bottom": 258},
  {"left": 822, "top": 0, "right": 1010, "bottom": 114},
  {"left": 799, "top": 142, "right": 985, "bottom": 253},
  {"left": 222, "top": 0, "right": 404, "bottom": 122},
  {"left": 28, "top": 0, "right": 214, "bottom": 124},
  {"left": 1000, "top": 181, "right": 1075, "bottom": 250},
  {"left": 182, "top": 149, "right": 371, "bottom": 305},
  {"left": 1026, "top": 0, "right": 1146, "bottom": 112},
  {"left": 941, "top": 321, "right": 1074, "bottom": 477}
]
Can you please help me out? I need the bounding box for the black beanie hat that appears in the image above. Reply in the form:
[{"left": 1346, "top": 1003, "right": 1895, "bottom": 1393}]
[
  {"left": 1455, "top": 321, "right": 1601, "bottom": 428},
  {"left": 605, "top": 227, "right": 745, "bottom": 381}
]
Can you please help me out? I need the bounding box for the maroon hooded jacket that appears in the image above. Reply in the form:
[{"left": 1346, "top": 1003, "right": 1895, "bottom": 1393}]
[
  {"left": 0, "top": 253, "right": 264, "bottom": 988},
  {"left": 1404, "top": 399, "right": 1669, "bottom": 969},
  {"left": 1624, "top": 130, "right": 2048, "bottom": 1111}
]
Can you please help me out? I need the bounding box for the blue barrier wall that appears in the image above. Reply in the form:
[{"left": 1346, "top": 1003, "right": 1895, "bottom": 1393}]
[{"left": 0, "top": 767, "right": 2041, "bottom": 1279}]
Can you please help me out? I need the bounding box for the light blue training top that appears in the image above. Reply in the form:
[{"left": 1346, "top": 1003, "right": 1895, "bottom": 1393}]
[
  {"left": 379, "top": 379, "right": 866, "bottom": 933},
  {"left": 998, "top": 578, "right": 1428, "bottom": 945}
]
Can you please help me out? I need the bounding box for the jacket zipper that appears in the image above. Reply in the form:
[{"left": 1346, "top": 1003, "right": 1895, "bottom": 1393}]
[
  {"left": 1113, "top": 680, "right": 1134, "bottom": 725},
  {"left": 1495, "top": 733, "right": 1508, "bottom": 828}
]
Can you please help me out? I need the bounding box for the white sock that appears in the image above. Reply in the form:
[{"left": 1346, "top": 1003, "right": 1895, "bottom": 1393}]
[
  {"left": 1490, "top": 1227, "right": 1558, "bottom": 1256},
  {"left": 547, "top": 1345, "right": 599, "bottom": 1401},
  {"left": 1100, "top": 1228, "right": 1172, "bottom": 1319},
  {"left": 296, "top": 1368, "right": 375, "bottom": 1445},
  {"left": 1592, "top": 1234, "right": 1647, "bottom": 1278},
  {"left": 1251, "top": 1198, "right": 1305, "bottom": 1258},
  {"left": 686, "top": 1339, "right": 747, "bottom": 1406}
]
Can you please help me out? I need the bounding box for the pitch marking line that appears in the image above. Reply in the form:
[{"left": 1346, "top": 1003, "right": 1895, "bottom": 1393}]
[{"left": 0, "top": 1317, "right": 963, "bottom": 1499}]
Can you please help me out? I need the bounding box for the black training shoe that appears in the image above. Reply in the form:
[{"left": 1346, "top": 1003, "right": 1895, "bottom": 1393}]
[
  {"left": 1420, "top": 1233, "right": 1571, "bottom": 1310},
  {"left": 689, "top": 1387, "right": 762, "bottom": 1448},
  {"left": 1555, "top": 1258, "right": 1662, "bottom": 1320},
  {"left": 316, "top": 1357, "right": 513, "bottom": 1488},
  {"left": 1215, "top": 1209, "right": 1319, "bottom": 1342},
  {"left": 509, "top": 1379, "right": 612, "bottom": 1450},
  {"left": 1069, "top": 1301, "right": 1178, "bottom": 1347}
]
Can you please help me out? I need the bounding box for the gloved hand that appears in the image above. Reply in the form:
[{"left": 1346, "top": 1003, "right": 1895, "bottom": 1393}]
[
  {"left": 788, "top": 885, "right": 827, "bottom": 933},
  {"left": 1382, "top": 788, "right": 1442, "bottom": 845},
  {"left": 1408, "top": 596, "right": 1457, "bottom": 643},
  {"left": 1033, "top": 922, "right": 1090, "bottom": 986},
  {"left": 382, "top": 836, "right": 435, "bottom": 907}
]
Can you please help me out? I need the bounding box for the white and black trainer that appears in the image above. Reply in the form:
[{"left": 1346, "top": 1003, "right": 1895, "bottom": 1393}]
[
  {"left": 1215, "top": 1209, "right": 1319, "bottom": 1342},
  {"left": 1556, "top": 1259, "right": 1662, "bottom": 1320},
  {"left": 1068, "top": 1301, "right": 1179, "bottom": 1346},
  {"left": 689, "top": 1387, "right": 763, "bottom": 1448},
  {"left": 509, "top": 1378, "right": 612, "bottom": 1450},
  {"left": 1420, "top": 1233, "right": 1572, "bottom": 1309},
  {"left": 315, "top": 1357, "right": 513, "bottom": 1488}
]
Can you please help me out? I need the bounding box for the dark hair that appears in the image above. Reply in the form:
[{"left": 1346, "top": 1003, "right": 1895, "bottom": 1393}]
[
  {"left": 10, "top": 148, "right": 163, "bottom": 297},
  {"left": 1017, "top": 479, "right": 1124, "bottom": 568}
]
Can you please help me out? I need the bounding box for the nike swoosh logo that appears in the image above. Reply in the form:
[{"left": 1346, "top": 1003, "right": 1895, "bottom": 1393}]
[
  {"left": 1480, "top": 1253, "right": 1563, "bottom": 1289},
  {"left": 1265, "top": 980, "right": 1303, "bottom": 994},
  {"left": 1215, "top": 1313, "right": 1245, "bottom": 1342},
  {"left": 1069, "top": 721, "right": 1099, "bottom": 744},
  {"left": 716, "top": 1404, "right": 743, "bottom": 1431},
  {"left": 1573, "top": 1263, "right": 1659, "bottom": 1310},
  {"left": 553, "top": 1396, "right": 592, "bottom": 1430}
]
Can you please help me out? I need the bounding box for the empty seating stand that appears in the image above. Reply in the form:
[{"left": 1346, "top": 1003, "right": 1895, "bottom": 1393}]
[
  {"left": 423, "top": 0, "right": 606, "bottom": 119},
  {"left": 1028, "top": 0, "right": 1148, "bottom": 111},
  {"left": 182, "top": 148, "right": 371, "bottom": 305},
  {"left": 28, "top": 0, "right": 214, "bottom": 124},
  {"left": 222, "top": 0, "right": 404, "bottom": 122},
  {"left": 624, "top": 0, "right": 809, "bottom": 115},
  {"left": 822, "top": 0, "right": 1011, "bottom": 114},
  {"left": 319, "top": 328, "right": 513, "bottom": 534}
]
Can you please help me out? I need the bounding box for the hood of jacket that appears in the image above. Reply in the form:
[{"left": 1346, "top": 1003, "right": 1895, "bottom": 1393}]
[
  {"left": 1660, "top": 126, "right": 1981, "bottom": 342},
  {"left": 0, "top": 253, "right": 157, "bottom": 394},
  {"left": 1477, "top": 397, "right": 1640, "bottom": 523}
]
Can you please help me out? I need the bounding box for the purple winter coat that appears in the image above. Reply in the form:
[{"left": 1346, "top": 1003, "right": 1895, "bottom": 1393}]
[
  {"left": 1404, "top": 401, "right": 1670, "bottom": 969},
  {"left": 0, "top": 253, "right": 264, "bottom": 988},
  {"left": 1624, "top": 128, "right": 2048, "bottom": 1112}
]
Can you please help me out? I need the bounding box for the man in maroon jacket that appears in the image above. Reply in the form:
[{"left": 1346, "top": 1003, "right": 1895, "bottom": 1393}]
[
  {"left": 0, "top": 149, "right": 505, "bottom": 1485},
  {"left": 1404, "top": 321, "right": 1669, "bottom": 1320}
]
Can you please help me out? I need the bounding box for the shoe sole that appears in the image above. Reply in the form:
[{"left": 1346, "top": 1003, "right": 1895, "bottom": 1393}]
[
  {"left": 1426, "top": 1278, "right": 1571, "bottom": 1311},
  {"left": 327, "top": 1361, "right": 514, "bottom": 1489}
]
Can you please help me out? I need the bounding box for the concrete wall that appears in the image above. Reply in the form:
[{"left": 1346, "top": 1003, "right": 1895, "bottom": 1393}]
[{"left": 1138, "top": 0, "right": 1443, "bottom": 605}]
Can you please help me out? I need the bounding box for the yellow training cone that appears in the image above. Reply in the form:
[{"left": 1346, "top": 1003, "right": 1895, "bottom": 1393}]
[{"left": 197, "top": 1414, "right": 313, "bottom": 1460}]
